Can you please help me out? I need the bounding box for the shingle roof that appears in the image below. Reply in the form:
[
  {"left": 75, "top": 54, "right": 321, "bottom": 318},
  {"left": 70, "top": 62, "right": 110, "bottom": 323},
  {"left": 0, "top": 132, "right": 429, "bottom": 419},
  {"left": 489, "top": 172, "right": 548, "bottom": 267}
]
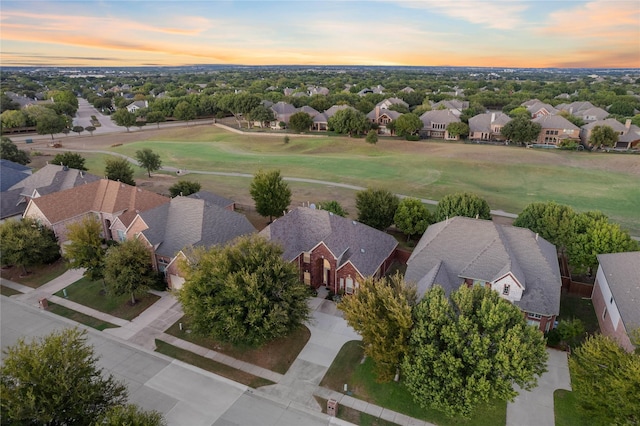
[
  {"left": 367, "top": 109, "right": 402, "bottom": 120},
  {"left": 297, "top": 105, "right": 320, "bottom": 118},
  {"left": 468, "top": 112, "right": 511, "bottom": 133},
  {"left": 532, "top": 115, "right": 579, "bottom": 130},
  {"left": 29, "top": 179, "right": 169, "bottom": 226},
  {"left": 187, "top": 191, "right": 234, "bottom": 209},
  {"left": 597, "top": 252, "right": 640, "bottom": 332},
  {"left": 139, "top": 196, "right": 255, "bottom": 257},
  {"left": 0, "top": 160, "right": 31, "bottom": 192},
  {"left": 405, "top": 217, "right": 561, "bottom": 316},
  {"left": 581, "top": 118, "right": 627, "bottom": 132},
  {"left": 556, "top": 101, "right": 595, "bottom": 113},
  {"left": 419, "top": 110, "right": 461, "bottom": 127},
  {"left": 323, "top": 104, "right": 354, "bottom": 118},
  {"left": 259, "top": 207, "right": 398, "bottom": 277},
  {"left": 10, "top": 164, "right": 100, "bottom": 197}
]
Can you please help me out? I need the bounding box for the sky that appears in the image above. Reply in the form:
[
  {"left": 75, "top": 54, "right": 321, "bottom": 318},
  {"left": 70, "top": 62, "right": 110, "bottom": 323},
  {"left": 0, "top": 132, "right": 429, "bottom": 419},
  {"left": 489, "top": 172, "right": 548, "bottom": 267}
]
[{"left": 1, "top": 0, "right": 639, "bottom": 68}]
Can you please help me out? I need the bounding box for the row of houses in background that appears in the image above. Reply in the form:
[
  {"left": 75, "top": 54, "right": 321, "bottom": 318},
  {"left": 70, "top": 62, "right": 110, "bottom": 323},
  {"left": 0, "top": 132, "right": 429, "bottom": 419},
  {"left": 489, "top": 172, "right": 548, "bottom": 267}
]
[
  {"left": 1, "top": 158, "right": 637, "bottom": 350},
  {"left": 259, "top": 98, "right": 640, "bottom": 149}
]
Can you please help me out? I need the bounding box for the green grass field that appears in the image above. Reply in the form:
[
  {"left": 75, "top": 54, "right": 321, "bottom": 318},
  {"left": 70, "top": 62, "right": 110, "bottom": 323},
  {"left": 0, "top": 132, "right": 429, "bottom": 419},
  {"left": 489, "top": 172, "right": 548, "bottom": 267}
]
[{"left": 79, "top": 126, "right": 640, "bottom": 234}]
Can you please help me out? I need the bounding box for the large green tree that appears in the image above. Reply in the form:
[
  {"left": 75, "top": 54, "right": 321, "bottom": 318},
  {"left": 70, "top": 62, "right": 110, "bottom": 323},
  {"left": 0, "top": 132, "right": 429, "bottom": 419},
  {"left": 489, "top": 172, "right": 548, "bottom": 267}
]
[
  {"left": 169, "top": 180, "right": 201, "bottom": 198},
  {"left": 218, "top": 93, "right": 261, "bottom": 128},
  {"left": 569, "top": 334, "right": 640, "bottom": 425},
  {"left": 36, "top": 109, "right": 67, "bottom": 139},
  {"left": 402, "top": 285, "right": 547, "bottom": 418},
  {"left": 435, "top": 192, "right": 491, "bottom": 222},
  {"left": 64, "top": 215, "right": 106, "bottom": 282},
  {"left": 135, "top": 148, "right": 162, "bottom": 177},
  {"left": 339, "top": 274, "right": 416, "bottom": 382},
  {"left": 446, "top": 122, "right": 470, "bottom": 139},
  {"left": 51, "top": 151, "right": 87, "bottom": 171},
  {"left": 328, "top": 108, "right": 369, "bottom": 136},
  {"left": 318, "top": 200, "right": 347, "bottom": 217},
  {"left": 173, "top": 101, "right": 197, "bottom": 124},
  {"left": 247, "top": 105, "right": 275, "bottom": 128},
  {"left": 394, "top": 197, "right": 433, "bottom": 241},
  {"left": 111, "top": 109, "right": 137, "bottom": 131},
  {"left": 393, "top": 113, "right": 423, "bottom": 137},
  {"left": 588, "top": 125, "right": 618, "bottom": 149},
  {"left": 513, "top": 201, "right": 577, "bottom": 252},
  {"left": 356, "top": 188, "right": 400, "bottom": 230},
  {"left": 1, "top": 109, "right": 27, "bottom": 129},
  {"left": 249, "top": 169, "right": 291, "bottom": 222},
  {"left": 0, "top": 328, "right": 128, "bottom": 425},
  {"left": 104, "top": 238, "right": 156, "bottom": 305},
  {"left": 0, "top": 136, "right": 30, "bottom": 165},
  {"left": 146, "top": 111, "right": 166, "bottom": 129},
  {"left": 288, "top": 111, "right": 313, "bottom": 132},
  {"left": 0, "top": 217, "right": 60, "bottom": 274},
  {"left": 178, "top": 235, "right": 311, "bottom": 346},
  {"left": 500, "top": 116, "right": 542, "bottom": 145},
  {"left": 105, "top": 157, "right": 135, "bottom": 186}
]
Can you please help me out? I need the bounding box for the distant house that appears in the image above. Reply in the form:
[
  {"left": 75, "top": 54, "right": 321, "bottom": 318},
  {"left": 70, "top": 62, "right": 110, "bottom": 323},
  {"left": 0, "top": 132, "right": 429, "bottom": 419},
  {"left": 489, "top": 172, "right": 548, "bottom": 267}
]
[
  {"left": 259, "top": 207, "right": 398, "bottom": 294},
  {"left": 312, "top": 105, "right": 355, "bottom": 131},
  {"left": 399, "top": 86, "right": 415, "bottom": 93},
  {"left": 579, "top": 118, "right": 628, "bottom": 147},
  {"left": 468, "top": 112, "right": 511, "bottom": 142},
  {"left": 297, "top": 105, "right": 320, "bottom": 118},
  {"left": 122, "top": 193, "right": 255, "bottom": 290},
  {"left": 419, "top": 110, "right": 461, "bottom": 140},
  {"left": 2, "top": 164, "right": 99, "bottom": 222},
  {"left": 308, "top": 86, "right": 330, "bottom": 96},
  {"left": 616, "top": 121, "right": 640, "bottom": 150},
  {"left": 430, "top": 99, "right": 469, "bottom": 116},
  {"left": 125, "top": 100, "right": 148, "bottom": 113},
  {"left": 522, "top": 99, "right": 558, "bottom": 118},
  {"left": 367, "top": 107, "right": 402, "bottom": 135},
  {"left": 23, "top": 179, "right": 169, "bottom": 244},
  {"left": 376, "top": 98, "right": 409, "bottom": 110},
  {"left": 270, "top": 101, "right": 297, "bottom": 125},
  {"left": 405, "top": 217, "right": 562, "bottom": 333},
  {"left": 593, "top": 251, "right": 640, "bottom": 352},
  {"left": 555, "top": 101, "right": 609, "bottom": 122},
  {"left": 532, "top": 115, "right": 580, "bottom": 145}
]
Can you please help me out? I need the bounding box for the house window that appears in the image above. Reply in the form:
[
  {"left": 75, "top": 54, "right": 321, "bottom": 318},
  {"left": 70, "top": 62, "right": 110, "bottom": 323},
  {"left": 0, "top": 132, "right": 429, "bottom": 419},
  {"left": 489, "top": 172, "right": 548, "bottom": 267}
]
[
  {"left": 529, "top": 313, "right": 542, "bottom": 319},
  {"left": 303, "top": 252, "right": 311, "bottom": 264},
  {"left": 157, "top": 257, "right": 169, "bottom": 272},
  {"left": 117, "top": 229, "right": 126, "bottom": 242},
  {"left": 602, "top": 306, "right": 608, "bottom": 320},
  {"left": 303, "top": 271, "right": 311, "bottom": 285},
  {"left": 345, "top": 277, "right": 354, "bottom": 295},
  {"left": 502, "top": 285, "right": 510, "bottom": 295}
]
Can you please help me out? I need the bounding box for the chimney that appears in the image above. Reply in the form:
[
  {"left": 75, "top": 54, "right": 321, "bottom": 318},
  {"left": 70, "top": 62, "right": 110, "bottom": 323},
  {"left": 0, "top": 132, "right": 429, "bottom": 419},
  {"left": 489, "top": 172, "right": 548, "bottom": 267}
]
[
  {"left": 625, "top": 119, "right": 631, "bottom": 129},
  {"left": 569, "top": 107, "right": 573, "bottom": 114},
  {"left": 491, "top": 113, "right": 495, "bottom": 123},
  {"left": 535, "top": 233, "right": 539, "bottom": 241},
  {"left": 375, "top": 106, "right": 380, "bottom": 119}
]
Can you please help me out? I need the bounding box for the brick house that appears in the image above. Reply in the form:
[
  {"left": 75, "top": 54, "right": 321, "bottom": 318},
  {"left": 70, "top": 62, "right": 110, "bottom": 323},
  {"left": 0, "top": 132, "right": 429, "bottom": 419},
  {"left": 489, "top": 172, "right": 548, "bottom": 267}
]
[
  {"left": 468, "top": 112, "right": 511, "bottom": 142},
  {"left": 367, "top": 106, "right": 402, "bottom": 135},
  {"left": 23, "top": 179, "right": 169, "bottom": 244},
  {"left": 259, "top": 207, "right": 398, "bottom": 295},
  {"left": 419, "top": 110, "right": 461, "bottom": 140},
  {"left": 532, "top": 115, "right": 580, "bottom": 146},
  {"left": 592, "top": 252, "right": 640, "bottom": 352},
  {"left": 405, "top": 217, "right": 562, "bottom": 333},
  {"left": 119, "top": 192, "right": 255, "bottom": 290}
]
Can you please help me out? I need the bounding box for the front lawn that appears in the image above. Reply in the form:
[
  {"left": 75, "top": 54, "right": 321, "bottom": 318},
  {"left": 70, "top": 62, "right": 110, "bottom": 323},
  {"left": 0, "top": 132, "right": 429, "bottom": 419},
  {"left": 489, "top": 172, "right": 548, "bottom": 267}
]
[
  {"left": 321, "top": 341, "right": 507, "bottom": 426},
  {"left": 0, "top": 285, "right": 22, "bottom": 297},
  {"left": 47, "top": 302, "right": 119, "bottom": 331},
  {"left": 554, "top": 389, "right": 592, "bottom": 426},
  {"left": 165, "top": 316, "right": 310, "bottom": 374},
  {"left": 54, "top": 277, "right": 160, "bottom": 320},
  {"left": 559, "top": 293, "right": 599, "bottom": 335},
  {"left": 315, "top": 396, "right": 399, "bottom": 426},
  {"left": 0, "top": 259, "right": 68, "bottom": 288},
  {"left": 154, "top": 340, "right": 275, "bottom": 389}
]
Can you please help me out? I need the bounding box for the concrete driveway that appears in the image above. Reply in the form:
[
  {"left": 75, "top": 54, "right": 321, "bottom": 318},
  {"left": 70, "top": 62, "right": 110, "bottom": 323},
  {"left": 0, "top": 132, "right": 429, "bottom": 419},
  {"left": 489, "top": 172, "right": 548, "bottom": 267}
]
[{"left": 506, "top": 348, "right": 571, "bottom": 426}]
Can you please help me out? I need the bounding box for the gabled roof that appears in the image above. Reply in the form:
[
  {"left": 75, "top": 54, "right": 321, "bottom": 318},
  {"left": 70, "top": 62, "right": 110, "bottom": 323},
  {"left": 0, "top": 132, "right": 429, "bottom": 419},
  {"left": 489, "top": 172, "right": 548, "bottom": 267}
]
[
  {"left": 0, "top": 160, "right": 31, "bottom": 192},
  {"left": 323, "top": 104, "right": 354, "bottom": 119},
  {"left": 367, "top": 109, "right": 402, "bottom": 120},
  {"left": 532, "top": 114, "right": 579, "bottom": 130},
  {"left": 619, "top": 124, "right": 640, "bottom": 143},
  {"left": 468, "top": 112, "right": 511, "bottom": 133},
  {"left": 578, "top": 106, "right": 608, "bottom": 120},
  {"left": 271, "top": 101, "right": 297, "bottom": 115},
  {"left": 597, "top": 252, "right": 640, "bottom": 333},
  {"left": 28, "top": 179, "right": 169, "bottom": 226},
  {"left": 419, "top": 109, "right": 461, "bottom": 126},
  {"left": 12, "top": 164, "right": 100, "bottom": 197},
  {"left": 259, "top": 207, "right": 398, "bottom": 277},
  {"left": 297, "top": 105, "right": 320, "bottom": 118},
  {"left": 522, "top": 100, "right": 558, "bottom": 115},
  {"left": 556, "top": 101, "right": 596, "bottom": 113},
  {"left": 187, "top": 191, "right": 234, "bottom": 209},
  {"left": 405, "top": 217, "right": 561, "bottom": 316},
  {"left": 431, "top": 99, "right": 468, "bottom": 112},
  {"left": 376, "top": 98, "right": 409, "bottom": 109},
  {"left": 138, "top": 196, "right": 255, "bottom": 258},
  {"left": 581, "top": 118, "right": 627, "bottom": 132}
]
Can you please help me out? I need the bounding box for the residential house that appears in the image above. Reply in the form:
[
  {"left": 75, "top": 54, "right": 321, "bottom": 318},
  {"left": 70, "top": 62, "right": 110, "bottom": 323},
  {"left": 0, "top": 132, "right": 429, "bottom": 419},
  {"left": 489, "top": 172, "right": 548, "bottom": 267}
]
[
  {"left": 399, "top": 87, "right": 415, "bottom": 93},
  {"left": 431, "top": 99, "right": 469, "bottom": 116},
  {"left": 592, "top": 251, "right": 640, "bottom": 352},
  {"left": 532, "top": 115, "right": 580, "bottom": 145},
  {"left": 616, "top": 121, "right": 640, "bottom": 150},
  {"left": 283, "top": 88, "right": 296, "bottom": 96},
  {"left": 405, "top": 216, "right": 562, "bottom": 333},
  {"left": 270, "top": 101, "right": 298, "bottom": 125},
  {"left": 419, "top": 110, "right": 461, "bottom": 140},
  {"left": 468, "top": 112, "right": 511, "bottom": 142},
  {"left": 0, "top": 160, "right": 31, "bottom": 192},
  {"left": 312, "top": 105, "right": 354, "bottom": 131},
  {"left": 367, "top": 107, "right": 402, "bottom": 135},
  {"left": 2, "top": 164, "right": 99, "bottom": 222},
  {"left": 376, "top": 98, "right": 409, "bottom": 110},
  {"left": 372, "top": 85, "right": 385, "bottom": 94},
  {"left": 259, "top": 207, "right": 398, "bottom": 294},
  {"left": 125, "top": 100, "right": 148, "bottom": 113},
  {"left": 576, "top": 107, "right": 609, "bottom": 122},
  {"left": 123, "top": 193, "right": 256, "bottom": 290},
  {"left": 298, "top": 105, "right": 320, "bottom": 119},
  {"left": 579, "top": 118, "right": 628, "bottom": 147},
  {"left": 23, "top": 179, "right": 169, "bottom": 244},
  {"left": 308, "top": 86, "right": 330, "bottom": 96},
  {"left": 522, "top": 99, "right": 558, "bottom": 118}
]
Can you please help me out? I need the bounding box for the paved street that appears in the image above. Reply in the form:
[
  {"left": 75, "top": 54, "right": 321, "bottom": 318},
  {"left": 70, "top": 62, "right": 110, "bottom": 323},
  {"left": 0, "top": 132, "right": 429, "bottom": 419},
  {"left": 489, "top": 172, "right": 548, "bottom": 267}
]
[{"left": 0, "top": 298, "right": 350, "bottom": 426}]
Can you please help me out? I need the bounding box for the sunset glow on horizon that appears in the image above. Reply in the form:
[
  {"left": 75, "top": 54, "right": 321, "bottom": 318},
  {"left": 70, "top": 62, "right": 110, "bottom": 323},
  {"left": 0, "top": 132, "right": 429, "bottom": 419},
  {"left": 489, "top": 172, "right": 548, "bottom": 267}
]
[{"left": 1, "top": 0, "right": 639, "bottom": 68}]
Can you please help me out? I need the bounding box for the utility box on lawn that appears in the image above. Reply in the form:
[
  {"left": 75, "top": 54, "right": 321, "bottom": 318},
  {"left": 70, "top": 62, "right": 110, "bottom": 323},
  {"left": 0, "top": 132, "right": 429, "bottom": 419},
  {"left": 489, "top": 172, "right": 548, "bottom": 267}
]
[{"left": 327, "top": 399, "right": 338, "bottom": 417}]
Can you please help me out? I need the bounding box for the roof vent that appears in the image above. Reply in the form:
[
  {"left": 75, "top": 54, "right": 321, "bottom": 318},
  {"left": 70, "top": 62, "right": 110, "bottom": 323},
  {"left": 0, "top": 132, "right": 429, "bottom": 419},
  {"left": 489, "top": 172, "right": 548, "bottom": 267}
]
[
  {"left": 535, "top": 233, "right": 539, "bottom": 241},
  {"left": 360, "top": 248, "right": 365, "bottom": 253},
  {"left": 352, "top": 220, "right": 357, "bottom": 225}
]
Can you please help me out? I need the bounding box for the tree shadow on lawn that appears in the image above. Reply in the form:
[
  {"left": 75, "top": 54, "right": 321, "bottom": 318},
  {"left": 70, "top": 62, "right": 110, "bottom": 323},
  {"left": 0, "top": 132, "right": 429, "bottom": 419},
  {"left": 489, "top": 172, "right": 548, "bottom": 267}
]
[
  {"left": 320, "top": 341, "right": 507, "bottom": 426},
  {"left": 0, "top": 259, "right": 68, "bottom": 288},
  {"left": 165, "top": 315, "right": 310, "bottom": 374},
  {"left": 53, "top": 276, "right": 160, "bottom": 321}
]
